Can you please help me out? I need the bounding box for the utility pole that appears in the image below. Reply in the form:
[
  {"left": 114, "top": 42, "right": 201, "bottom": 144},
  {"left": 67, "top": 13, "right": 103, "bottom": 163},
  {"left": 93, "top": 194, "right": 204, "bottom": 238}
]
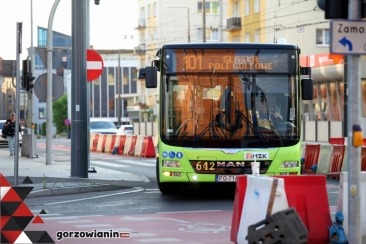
[
  {"left": 117, "top": 51, "right": 121, "bottom": 126},
  {"left": 71, "top": 0, "right": 89, "bottom": 178},
  {"left": 347, "top": 1, "right": 362, "bottom": 242},
  {"left": 29, "top": 0, "right": 37, "bottom": 159},
  {"left": 167, "top": 6, "right": 191, "bottom": 43},
  {"left": 14, "top": 22, "right": 22, "bottom": 186},
  {"left": 202, "top": 0, "right": 206, "bottom": 42},
  {"left": 187, "top": 8, "right": 191, "bottom": 43},
  {"left": 46, "top": 0, "right": 60, "bottom": 165}
]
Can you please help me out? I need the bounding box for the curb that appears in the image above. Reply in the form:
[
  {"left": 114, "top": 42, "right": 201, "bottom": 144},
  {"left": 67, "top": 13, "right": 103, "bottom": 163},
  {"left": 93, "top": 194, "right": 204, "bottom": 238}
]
[{"left": 28, "top": 184, "right": 127, "bottom": 198}]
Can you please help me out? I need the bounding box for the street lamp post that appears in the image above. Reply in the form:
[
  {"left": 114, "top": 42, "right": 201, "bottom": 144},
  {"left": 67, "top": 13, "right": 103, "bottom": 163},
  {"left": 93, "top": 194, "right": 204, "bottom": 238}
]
[
  {"left": 117, "top": 51, "right": 121, "bottom": 126},
  {"left": 187, "top": 8, "right": 191, "bottom": 43}
]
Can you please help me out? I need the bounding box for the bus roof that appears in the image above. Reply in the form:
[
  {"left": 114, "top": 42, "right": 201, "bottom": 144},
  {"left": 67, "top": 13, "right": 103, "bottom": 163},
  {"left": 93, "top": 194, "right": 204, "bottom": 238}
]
[{"left": 160, "top": 42, "right": 299, "bottom": 50}]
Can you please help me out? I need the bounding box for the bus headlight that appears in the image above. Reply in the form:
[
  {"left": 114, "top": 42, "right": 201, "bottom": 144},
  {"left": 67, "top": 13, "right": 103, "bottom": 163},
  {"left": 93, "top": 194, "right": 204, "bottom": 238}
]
[
  {"left": 163, "top": 171, "right": 182, "bottom": 177},
  {"left": 162, "top": 160, "right": 181, "bottom": 168},
  {"left": 281, "top": 161, "right": 299, "bottom": 168}
]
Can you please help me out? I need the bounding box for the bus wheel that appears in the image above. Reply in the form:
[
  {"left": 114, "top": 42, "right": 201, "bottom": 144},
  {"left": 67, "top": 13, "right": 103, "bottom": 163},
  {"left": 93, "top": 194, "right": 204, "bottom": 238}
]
[
  {"left": 156, "top": 158, "right": 175, "bottom": 195},
  {"left": 158, "top": 182, "right": 176, "bottom": 195}
]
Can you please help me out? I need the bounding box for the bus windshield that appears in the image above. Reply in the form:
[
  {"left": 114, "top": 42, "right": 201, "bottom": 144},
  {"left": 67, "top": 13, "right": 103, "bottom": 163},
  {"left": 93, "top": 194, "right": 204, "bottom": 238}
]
[{"left": 160, "top": 47, "right": 300, "bottom": 148}]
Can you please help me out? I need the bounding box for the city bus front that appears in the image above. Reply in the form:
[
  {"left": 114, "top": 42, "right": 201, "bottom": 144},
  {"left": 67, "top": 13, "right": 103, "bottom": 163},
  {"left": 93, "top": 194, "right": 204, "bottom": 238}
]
[{"left": 140, "top": 43, "right": 313, "bottom": 194}]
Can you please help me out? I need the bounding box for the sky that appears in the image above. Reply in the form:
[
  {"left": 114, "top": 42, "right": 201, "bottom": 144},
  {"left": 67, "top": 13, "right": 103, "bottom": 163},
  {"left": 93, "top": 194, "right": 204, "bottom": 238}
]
[{"left": 0, "top": 0, "right": 138, "bottom": 60}]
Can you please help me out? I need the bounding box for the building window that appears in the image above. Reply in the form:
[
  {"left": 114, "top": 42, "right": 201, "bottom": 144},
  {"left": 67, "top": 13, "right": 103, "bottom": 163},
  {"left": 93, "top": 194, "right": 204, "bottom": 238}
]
[
  {"left": 254, "top": 30, "right": 260, "bottom": 42},
  {"left": 233, "top": 36, "right": 240, "bottom": 42},
  {"left": 316, "top": 29, "right": 330, "bottom": 45},
  {"left": 198, "top": 1, "right": 219, "bottom": 14},
  {"left": 153, "top": 3, "right": 157, "bottom": 17},
  {"left": 39, "top": 108, "right": 45, "bottom": 119},
  {"left": 233, "top": 1, "right": 240, "bottom": 17},
  {"left": 209, "top": 28, "right": 219, "bottom": 41},
  {"left": 244, "top": 0, "right": 250, "bottom": 16},
  {"left": 147, "top": 4, "right": 151, "bottom": 19},
  {"left": 197, "top": 27, "right": 203, "bottom": 40},
  {"left": 244, "top": 33, "right": 250, "bottom": 42},
  {"left": 254, "top": 0, "right": 260, "bottom": 13}
]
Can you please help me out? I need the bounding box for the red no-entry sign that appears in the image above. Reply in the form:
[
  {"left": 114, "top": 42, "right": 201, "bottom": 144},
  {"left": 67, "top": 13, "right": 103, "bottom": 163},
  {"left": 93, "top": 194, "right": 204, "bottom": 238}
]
[{"left": 87, "top": 49, "right": 104, "bottom": 81}]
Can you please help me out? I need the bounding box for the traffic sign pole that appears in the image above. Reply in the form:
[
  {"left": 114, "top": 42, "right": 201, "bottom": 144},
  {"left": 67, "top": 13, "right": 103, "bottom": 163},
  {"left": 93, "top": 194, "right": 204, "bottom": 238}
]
[
  {"left": 346, "top": 0, "right": 362, "bottom": 243},
  {"left": 71, "top": 0, "right": 89, "bottom": 178}
]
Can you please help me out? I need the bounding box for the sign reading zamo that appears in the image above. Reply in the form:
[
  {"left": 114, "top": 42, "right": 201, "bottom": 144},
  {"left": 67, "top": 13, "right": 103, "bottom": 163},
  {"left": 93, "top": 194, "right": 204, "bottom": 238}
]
[{"left": 331, "top": 20, "right": 366, "bottom": 55}]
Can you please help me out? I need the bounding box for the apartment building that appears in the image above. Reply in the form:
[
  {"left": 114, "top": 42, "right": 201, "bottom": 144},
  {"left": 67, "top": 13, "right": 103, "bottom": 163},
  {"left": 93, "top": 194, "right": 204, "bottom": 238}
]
[{"left": 136, "top": 0, "right": 366, "bottom": 136}]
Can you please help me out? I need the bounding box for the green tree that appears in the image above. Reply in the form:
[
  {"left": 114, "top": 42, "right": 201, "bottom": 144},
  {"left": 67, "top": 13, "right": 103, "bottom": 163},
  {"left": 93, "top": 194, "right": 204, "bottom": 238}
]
[{"left": 53, "top": 94, "right": 68, "bottom": 134}]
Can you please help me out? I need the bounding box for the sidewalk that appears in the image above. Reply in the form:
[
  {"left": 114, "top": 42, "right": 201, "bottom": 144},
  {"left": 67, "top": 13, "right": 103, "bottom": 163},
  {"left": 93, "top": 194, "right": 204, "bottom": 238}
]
[{"left": 0, "top": 146, "right": 150, "bottom": 197}]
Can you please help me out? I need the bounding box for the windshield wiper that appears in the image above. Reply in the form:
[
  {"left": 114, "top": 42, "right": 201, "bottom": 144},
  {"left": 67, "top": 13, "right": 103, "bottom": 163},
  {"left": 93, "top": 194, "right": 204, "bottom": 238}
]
[
  {"left": 235, "top": 110, "right": 269, "bottom": 143},
  {"left": 193, "top": 112, "right": 225, "bottom": 142},
  {"left": 237, "top": 110, "right": 283, "bottom": 147}
]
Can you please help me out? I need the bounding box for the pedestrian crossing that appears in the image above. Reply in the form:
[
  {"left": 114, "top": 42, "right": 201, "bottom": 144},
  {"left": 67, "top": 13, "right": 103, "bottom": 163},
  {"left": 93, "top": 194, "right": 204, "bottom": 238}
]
[
  {"left": 91, "top": 159, "right": 156, "bottom": 168},
  {"left": 37, "top": 150, "right": 157, "bottom": 169}
]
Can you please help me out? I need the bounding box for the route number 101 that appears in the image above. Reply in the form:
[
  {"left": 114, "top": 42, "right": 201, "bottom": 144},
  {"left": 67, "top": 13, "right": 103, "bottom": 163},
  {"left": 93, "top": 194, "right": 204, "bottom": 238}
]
[{"left": 183, "top": 56, "right": 202, "bottom": 70}]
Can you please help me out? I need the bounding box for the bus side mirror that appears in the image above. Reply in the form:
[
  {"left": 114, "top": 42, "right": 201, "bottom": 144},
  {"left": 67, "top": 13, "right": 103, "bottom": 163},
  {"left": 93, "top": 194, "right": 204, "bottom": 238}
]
[
  {"left": 301, "top": 78, "right": 313, "bottom": 100},
  {"left": 138, "top": 68, "right": 146, "bottom": 79},
  {"left": 145, "top": 66, "right": 158, "bottom": 88}
]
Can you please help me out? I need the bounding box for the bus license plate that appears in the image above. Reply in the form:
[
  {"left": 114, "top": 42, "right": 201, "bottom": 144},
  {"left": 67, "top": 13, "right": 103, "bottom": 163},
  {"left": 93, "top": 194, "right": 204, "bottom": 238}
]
[{"left": 215, "top": 175, "right": 237, "bottom": 182}]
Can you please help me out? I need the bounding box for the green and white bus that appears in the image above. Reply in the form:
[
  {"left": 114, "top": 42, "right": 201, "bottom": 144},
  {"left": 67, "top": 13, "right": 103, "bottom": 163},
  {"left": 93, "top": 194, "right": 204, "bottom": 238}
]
[{"left": 139, "top": 43, "right": 313, "bottom": 194}]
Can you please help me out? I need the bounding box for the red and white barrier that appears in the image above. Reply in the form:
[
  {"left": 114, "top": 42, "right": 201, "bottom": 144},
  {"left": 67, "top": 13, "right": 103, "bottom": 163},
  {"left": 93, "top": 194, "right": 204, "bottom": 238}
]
[
  {"left": 96, "top": 134, "right": 107, "bottom": 152},
  {"left": 104, "top": 134, "right": 116, "bottom": 153},
  {"left": 231, "top": 175, "right": 331, "bottom": 244},
  {"left": 90, "top": 133, "right": 99, "bottom": 152},
  {"left": 89, "top": 133, "right": 156, "bottom": 158},
  {"left": 236, "top": 176, "right": 288, "bottom": 243},
  {"left": 141, "top": 136, "right": 156, "bottom": 158},
  {"left": 133, "top": 135, "right": 145, "bottom": 157}
]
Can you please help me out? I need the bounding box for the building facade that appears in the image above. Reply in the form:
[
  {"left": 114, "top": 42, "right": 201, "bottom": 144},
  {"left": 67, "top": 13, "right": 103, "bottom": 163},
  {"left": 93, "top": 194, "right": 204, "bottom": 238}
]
[{"left": 136, "top": 0, "right": 366, "bottom": 139}]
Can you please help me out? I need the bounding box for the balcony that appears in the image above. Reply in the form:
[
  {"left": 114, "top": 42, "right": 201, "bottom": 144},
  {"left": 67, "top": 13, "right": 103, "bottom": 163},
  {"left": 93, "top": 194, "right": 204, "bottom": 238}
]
[
  {"left": 136, "top": 18, "right": 146, "bottom": 29},
  {"left": 134, "top": 44, "right": 146, "bottom": 54},
  {"left": 226, "top": 17, "right": 241, "bottom": 30}
]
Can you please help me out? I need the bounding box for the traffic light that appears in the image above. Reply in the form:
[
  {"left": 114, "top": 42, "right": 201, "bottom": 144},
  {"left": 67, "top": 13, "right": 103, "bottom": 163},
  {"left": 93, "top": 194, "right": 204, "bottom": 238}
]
[
  {"left": 317, "top": 0, "right": 347, "bottom": 19},
  {"left": 317, "top": 0, "right": 366, "bottom": 19},
  {"left": 22, "top": 59, "right": 35, "bottom": 92}
]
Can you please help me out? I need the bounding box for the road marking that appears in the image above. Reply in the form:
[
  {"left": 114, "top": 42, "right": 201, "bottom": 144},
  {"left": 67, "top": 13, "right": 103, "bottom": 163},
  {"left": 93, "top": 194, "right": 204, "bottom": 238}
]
[
  {"left": 44, "top": 187, "right": 144, "bottom": 206},
  {"left": 58, "top": 219, "right": 95, "bottom": 224},
  {"left": 135, "top": 238, "right": 182, "bottom": 242},
  {"left": 42, "top": 215, "right": 103, "bottom": 220},
  {"left": 115, "top": 159, "right": 155, "bottom": 167},
  {"left": 74, "top": 223, "right": 114, "bottom": 228},
  {"left": 121, "top": 216, "right": 190, "bottom": 223},
  {"left": 157, "top": 210, "right": 223, "bottom": 214},
  {"left": 91, "top": 161, "right": 128, "bottom": 168}
]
